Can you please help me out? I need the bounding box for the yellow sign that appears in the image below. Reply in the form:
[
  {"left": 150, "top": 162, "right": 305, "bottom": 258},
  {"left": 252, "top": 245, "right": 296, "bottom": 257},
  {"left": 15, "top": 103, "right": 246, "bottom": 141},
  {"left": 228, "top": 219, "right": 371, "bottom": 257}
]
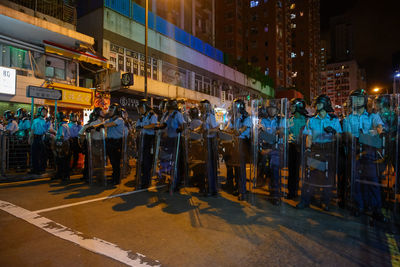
[{"left": 44, "top": 82, "right": 94, "bottom": 108}]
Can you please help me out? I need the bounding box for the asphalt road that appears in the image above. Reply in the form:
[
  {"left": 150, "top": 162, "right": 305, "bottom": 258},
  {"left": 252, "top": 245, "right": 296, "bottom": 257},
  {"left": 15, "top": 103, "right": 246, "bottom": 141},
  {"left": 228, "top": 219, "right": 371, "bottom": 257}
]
[{"left": 0, "top": 173, "right": 399, "bottom": 267}]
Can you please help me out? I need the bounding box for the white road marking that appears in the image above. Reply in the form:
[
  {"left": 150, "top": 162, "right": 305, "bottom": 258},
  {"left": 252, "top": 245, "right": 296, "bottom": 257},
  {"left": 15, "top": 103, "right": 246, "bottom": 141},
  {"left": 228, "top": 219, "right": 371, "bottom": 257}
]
[
  {"left": 33, "top": 185, "right": 166, "bottom": 214},
  {"left": 0, "top": 200, "right": 161, "bottom": 267}
]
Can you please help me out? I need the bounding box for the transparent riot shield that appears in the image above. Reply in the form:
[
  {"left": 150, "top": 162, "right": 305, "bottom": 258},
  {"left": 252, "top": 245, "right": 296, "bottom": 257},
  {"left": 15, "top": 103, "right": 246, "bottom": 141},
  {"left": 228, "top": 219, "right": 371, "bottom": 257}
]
[
  {"left": 120, "top": 127, "right": 129, "bottom": 180},
  {"left": 249, "top": 99, "right": 260, "bottom": 195},
  {"left": 86, "top": 129, "right": 107, "bottom": 185},
  {"left": 299, "top": 116, "right": 339, "bottom": 211},
  {"left": 257, "top": 98, "right": 289, "bottom": 204},
  {"left": 152, "top": 129, "right": 181, "bottom": 195},
  {"left": 186, "top": 127, "right": 206, "bottom": 192},
  {"left": 347, "top": 94, "right": 399, "bottom": 221},
  {"left": 135, "top": 129, "right": 144, "bottom": 189}
]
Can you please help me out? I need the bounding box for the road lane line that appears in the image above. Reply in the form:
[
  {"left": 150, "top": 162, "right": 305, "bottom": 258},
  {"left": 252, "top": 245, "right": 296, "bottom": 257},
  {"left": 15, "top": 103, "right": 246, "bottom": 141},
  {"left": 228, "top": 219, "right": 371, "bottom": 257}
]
[
  {"left": 0, "top": 200, "right": 161, "bottom": 267},
  {"left": 0, "top": 178, "right": 49, "bottom": 187},
  {"left": 33, "top": 185, "right": 166, "bottom": 214},
  {"left": 386, "top": 233, "right": 400, "bottom": 266}
]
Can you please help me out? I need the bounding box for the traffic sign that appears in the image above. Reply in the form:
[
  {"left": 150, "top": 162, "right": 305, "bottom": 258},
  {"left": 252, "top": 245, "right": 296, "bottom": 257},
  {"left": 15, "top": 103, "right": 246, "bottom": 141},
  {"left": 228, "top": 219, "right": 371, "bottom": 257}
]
[{"left": 26, "top": 86, "right": 62, "bottom": 100}]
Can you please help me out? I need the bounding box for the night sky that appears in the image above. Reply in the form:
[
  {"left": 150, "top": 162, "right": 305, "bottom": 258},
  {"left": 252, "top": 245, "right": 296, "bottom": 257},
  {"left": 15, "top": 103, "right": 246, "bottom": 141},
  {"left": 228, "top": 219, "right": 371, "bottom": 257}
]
[{"left": 320, "top": 0, "right": 400, "bottom": 91}]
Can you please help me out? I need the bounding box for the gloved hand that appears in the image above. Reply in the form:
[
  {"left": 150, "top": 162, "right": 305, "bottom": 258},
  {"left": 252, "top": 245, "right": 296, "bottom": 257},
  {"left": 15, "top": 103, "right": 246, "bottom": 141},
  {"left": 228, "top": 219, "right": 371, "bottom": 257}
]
[
  {"left": 176, "top": 127, "right": 183, "bottom": 133},
  {"left": 324, "top": 126, "right": 336, "bottom": 134},
  {"left": 95, "top": 124, "right": 105, "bottom": 131},
  {"left": 85, "top": 126, "right": 94, "bottom": 133},
  {"left": 159, "top": 123, "right": 167, "bottom": 130}
]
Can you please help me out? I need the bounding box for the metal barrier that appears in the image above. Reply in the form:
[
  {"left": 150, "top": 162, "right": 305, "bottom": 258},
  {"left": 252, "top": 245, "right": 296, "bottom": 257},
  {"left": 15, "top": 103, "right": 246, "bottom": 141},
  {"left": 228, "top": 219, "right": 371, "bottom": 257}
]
[{"left": 0, "top": 132, "right": 31, "bottom": 176}]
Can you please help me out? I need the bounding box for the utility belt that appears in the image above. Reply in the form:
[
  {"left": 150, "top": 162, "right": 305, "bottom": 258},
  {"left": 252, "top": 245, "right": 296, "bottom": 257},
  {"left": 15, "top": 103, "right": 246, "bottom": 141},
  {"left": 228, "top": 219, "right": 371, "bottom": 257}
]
[
  {"left": 34, "top": 134, "right": 44, "bottom": 139},
  {"left": 310, "top": 142, "right": 335, "bottom": 152},
  {"left": 106, "top": 138, "right": 122, "bottom": 148}
]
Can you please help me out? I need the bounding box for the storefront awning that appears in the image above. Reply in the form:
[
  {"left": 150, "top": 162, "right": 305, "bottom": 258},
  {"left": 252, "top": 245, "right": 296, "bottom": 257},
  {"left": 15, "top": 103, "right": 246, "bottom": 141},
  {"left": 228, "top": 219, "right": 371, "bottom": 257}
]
[
  {"left": 44, "top": 82, "right": 94, "bottom": 109},
  {"left": 44, "top": 40, "right": 108, "bottom": 68}
]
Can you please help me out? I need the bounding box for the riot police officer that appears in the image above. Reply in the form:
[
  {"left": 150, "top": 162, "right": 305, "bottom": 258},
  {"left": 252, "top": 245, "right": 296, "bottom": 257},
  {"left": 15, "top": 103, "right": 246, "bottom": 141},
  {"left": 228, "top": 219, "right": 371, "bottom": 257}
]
[
  {"left": 199, "top": 99, "right": 219, "bottom": 196},
  {"left": 68, "top": 112, "right": 82, "bottom": 170},
  {"left": 297, "top": 95, "right": 341, "bottom": 211},
  {"left": 15, "top": 108, "right": 30, "bottom": 171},
  {"left": 343, "top": 89, "right": 384, "bottom": 218},
  {"left": 29, "top": 106, "right": 50, "bottom": 175},
  {"left": 90, "top": 103, "right": 125, "bottom": 185},
  {"left": 164, "top": 99, "right": 185, "bottom": 192},
  {"left": 232, "top": 99, "right": 251, "bottom": 201},
  {"left": 79, "top": 107, "right": 105, "bottom": 182},
  {"left": 16, "top": 108, "right": 30, "bottom": 133},
  {"left": 287, "top": 98, "right": 308, "bottom": 199},
  {"left": 54, "top": 111, "right": 71, "bottom": 181},
  {"left": 4, "top": 110, "right": 18, "bottom": 134},
  {"left": 136, "top": 99, "right": 158, "bottom": 189},
  {"left": 259, "top": 100, "right": 285, "bottom": 205}
]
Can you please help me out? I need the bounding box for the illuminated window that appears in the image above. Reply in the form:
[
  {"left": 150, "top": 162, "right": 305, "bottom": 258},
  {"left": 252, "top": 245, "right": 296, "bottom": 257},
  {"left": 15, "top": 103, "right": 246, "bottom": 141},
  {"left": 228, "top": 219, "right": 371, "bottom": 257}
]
[
  {"left": 290, "top": 14, "right": 296, "bottom": 19},
  {"left": 300, "top": 12, "right": 304, "bottom": 16},
  {"left": 291, "top": 52, "right": 297, "bottom": 58},
  {"left": 290, "top": 3, "right": 296, "bottom": 9},
  {"left": 250, "top": 1, "right": 259, "bottom": 7}
]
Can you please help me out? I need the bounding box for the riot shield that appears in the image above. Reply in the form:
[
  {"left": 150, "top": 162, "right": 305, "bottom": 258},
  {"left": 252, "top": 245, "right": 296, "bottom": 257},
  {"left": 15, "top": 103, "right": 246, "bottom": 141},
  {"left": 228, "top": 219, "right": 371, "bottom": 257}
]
[
  {"left": 152, "top": 129, "right": 181, "bottom": 195},
  {"left": 86, "top": 129, "right": 107, "bottom": 185},
  {"left": 257, "top": 98, "right": 290, "bottom": 204},
  {"left": 299, "top": 115, "right": 339, "bottom": 211},
  {"left": 186, "top": 129, "right": 206, "bottom": 192},
  {"left": 347, "top": 94, "right": 399, "bottom": 221},
  {"left": 249, "top": 99, "right": 260, "bottom": 195},
  {"left": 135, "top": 129, "right": 144, "bottom": 189},
  {"left": 120, "top": 127, "right": 129, "bottom": 180}
]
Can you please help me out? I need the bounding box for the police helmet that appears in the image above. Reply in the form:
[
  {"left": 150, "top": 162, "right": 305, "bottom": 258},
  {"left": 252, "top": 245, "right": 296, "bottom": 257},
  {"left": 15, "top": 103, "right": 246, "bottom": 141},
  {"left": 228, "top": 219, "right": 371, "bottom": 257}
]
[
  {"left": 258, "top": 105, "right": 267, "bottom": 118},
  {"left": 37, "top": 106, "right": 48, "bottom": 117},
  {"left": 349, "top": 89, "right": 368, "bottom": 109},
  {"left": 92, "top": 107, "right": 103, "bottom": 120},
  {"left": 69, "top": 112, "right": 77, "bottom": 121},
  {"left": 16, "top": 108, "right": 27, "bottom": 118},
  {"left": 176, "top": 98, "right": 186, "bottom": 112},
  {"left": 56, "top": 111, "right": 67, "bottom": 122},
  {"left": 233, "top": 99, "right": 246, "bottom": 114},
  {"left": 290, "top": 98, "right": 308, "bottom": 115},
  {"left": 376, "top": 95, "right": 390, "bottom": 109},
  {"left": 313, "top": 94, "right": 334, "bottom": 113},
  {"left": 189, "top": 107, "right": 200, "bottom": 120},
  {"left": 108, "top": 103, "right": 122, "bottom": 116},
  {"left": 138, "top": 98, "right": 150, "bottom": 113},
  {"left": 4, "top": 110, "right": 14, "bottom": 120},
  {"left": 167, "top": 99, "right": 178, "bottom": 110}
]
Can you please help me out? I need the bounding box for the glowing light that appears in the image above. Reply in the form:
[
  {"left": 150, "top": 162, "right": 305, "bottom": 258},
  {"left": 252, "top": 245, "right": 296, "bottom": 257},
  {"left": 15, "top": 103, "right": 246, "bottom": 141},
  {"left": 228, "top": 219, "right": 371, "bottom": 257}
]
[{"left": 372, "top": 87, "right": 381, "bottom": 93}]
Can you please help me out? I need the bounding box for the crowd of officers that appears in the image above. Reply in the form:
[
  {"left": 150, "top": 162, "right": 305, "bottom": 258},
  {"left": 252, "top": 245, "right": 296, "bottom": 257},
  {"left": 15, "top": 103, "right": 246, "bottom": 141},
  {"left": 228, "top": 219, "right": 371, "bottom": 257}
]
[{"left": 1, "top": 88, "right": 399, "bottom": 221}]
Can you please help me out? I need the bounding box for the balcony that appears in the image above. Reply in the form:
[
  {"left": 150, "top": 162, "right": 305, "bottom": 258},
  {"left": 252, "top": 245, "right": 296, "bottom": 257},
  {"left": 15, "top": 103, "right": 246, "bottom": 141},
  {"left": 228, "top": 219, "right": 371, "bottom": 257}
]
[{"left": 5, "top": 0, "right": 77, "bottom": 25}]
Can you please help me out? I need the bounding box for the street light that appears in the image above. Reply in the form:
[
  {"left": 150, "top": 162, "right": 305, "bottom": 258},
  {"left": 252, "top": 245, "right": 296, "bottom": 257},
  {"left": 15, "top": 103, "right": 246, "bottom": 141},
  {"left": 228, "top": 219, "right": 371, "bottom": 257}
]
[
  {"left": 372, "top": 87, "right": 381, "bottom": 93},
  {"left": 144, "top": 0, "right": 148, "bottom": 100}
]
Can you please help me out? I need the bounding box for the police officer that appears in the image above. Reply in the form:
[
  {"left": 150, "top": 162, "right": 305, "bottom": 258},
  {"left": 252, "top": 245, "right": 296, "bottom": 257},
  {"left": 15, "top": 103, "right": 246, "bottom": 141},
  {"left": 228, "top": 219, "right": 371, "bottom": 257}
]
[
  {"left": 68, "top": 112, "right": 82, "bottom": 170},
  {"left": 15, "top": 108, "right": 30, "bottom": 171},
  {"left": 4, "top": 110, "right": 18, "bottom": 134},
  {"left": 232, "top": 99, "right": 252, "bottom": 201},
  {"left": 54, "top": 111, "right": 71, "bottom": 181},
  {"left": 29, "top": 106, "right": 50, "bottom": 175},
  {"left": 157, "top": 98, "right": 169, "bottom": 122},
  {"left": 222, "top": 106, "right": 238, "bottom": 195},
  {"left": 259, "top": 100, "right": 285, "bottom": 205},
  {"left": 187, "top": 107, "right": 204, "bottom": 188},
  {"left": 297, "top": 95, "right": 342, "bottom": 210},
  {"left": 163, "top": 99, "right": 185, "bottom": 192},
  {"left": 200, "top": 99, "right": 219, "bottom": 196},
  {"left": 287, "top": 98, "right": 308, "bottom": 199},
  {"left": 343, "top": 89, "right": 384, "bottom": 218},
  {"left": 90, "top": 103, "right": 125, "bottom": 185},
  {"left": 79, "top": 107, "right": 105, "bottom": 182},
  {"left": 136, "top": 99, "right": 158, "bottom": 189},
  {"left": 16, "top": 108, "right": 30, "bottom": 134}
]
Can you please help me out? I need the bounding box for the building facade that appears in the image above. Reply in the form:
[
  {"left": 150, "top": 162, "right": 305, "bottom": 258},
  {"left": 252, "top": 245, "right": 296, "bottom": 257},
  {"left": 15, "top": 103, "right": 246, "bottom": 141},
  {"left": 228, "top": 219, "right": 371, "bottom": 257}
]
[
  {"left": 77, "top": 1, "right": 273, "bottom": 111},
  {"left": 0, "top": 0, "right": 104, "bottom": 118},
  {"left": 320, "top": 60, "right": 366, "bottom": 112}
]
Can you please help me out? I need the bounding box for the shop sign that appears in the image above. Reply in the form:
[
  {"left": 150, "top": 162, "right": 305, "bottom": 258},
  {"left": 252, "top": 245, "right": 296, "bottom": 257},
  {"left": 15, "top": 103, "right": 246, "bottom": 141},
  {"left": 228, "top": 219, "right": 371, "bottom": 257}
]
[
  {"left": 61, "top": 89, "right": 92, "bottom": 106},
  {"left": 0, "top": 67, "right": 16, "bottom": 95},
  {"left": 27, "top": 85, "right": 62, "bottom": 100}
]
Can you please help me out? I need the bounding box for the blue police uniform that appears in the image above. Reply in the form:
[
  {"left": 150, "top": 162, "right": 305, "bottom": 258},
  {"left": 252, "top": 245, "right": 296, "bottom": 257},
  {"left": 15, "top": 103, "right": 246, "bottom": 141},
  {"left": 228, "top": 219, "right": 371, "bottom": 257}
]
[
  {"left": 137, "top": 111, "right": 158, "bottom": 188},
  {"left": 18, "top": 119, "right": 30, "bottom": 131},
  {"left": 6, "top": 120, "right": 18, "bottom": 134},
  {"left": 165, "top": 110, "right": 185, "bottom": 190},
  {"left": 287, "top": 114, "right": 308, "bottom": 198},
  {"left": 54, "top": 122, "right": 71, "bottom": 180},
  {"left": 189, "top": 119, "right": 202, "bottom": 131},
  {"left": 300, "top": 114, "right": 342, "bottom": 206},
  {"left": 259, "top": 116, "right": 286, "bottom": 200},
  {"left": 343, "top": 111, "right": 384, "bottom": 211},
  {"left": 234, "top": 114, "right": 251, "bottom": 196},
  {"left": 202, "top": 113, "right": 219, "bottom": 194},
  {"left": 106, "top": 117, "right": 125, "bottom": 184},
  {"left": 30, "top": 117, "right": 50, "bottom": 173},
  {"left": 68, "top": 122, "right": 82, "bottom": 169}
]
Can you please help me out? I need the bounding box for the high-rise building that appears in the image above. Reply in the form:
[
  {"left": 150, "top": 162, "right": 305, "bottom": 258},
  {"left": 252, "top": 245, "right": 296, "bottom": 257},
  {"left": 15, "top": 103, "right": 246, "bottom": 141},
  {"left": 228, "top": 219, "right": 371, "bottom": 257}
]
[
  {"left": 143, "top": 0, "right": 215, "bottom": 45},
  {"left": 291, "top": 0, "right": 321, "bottom": 102},
  {"left": 330, "top": 14, "right": 354, "bottom": 62},
  {"left": 216, "top": 0, "right": 321, "bottom": 101},
  {"left": 320, "top": 60, "right": 366, "bottom": 112}
]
